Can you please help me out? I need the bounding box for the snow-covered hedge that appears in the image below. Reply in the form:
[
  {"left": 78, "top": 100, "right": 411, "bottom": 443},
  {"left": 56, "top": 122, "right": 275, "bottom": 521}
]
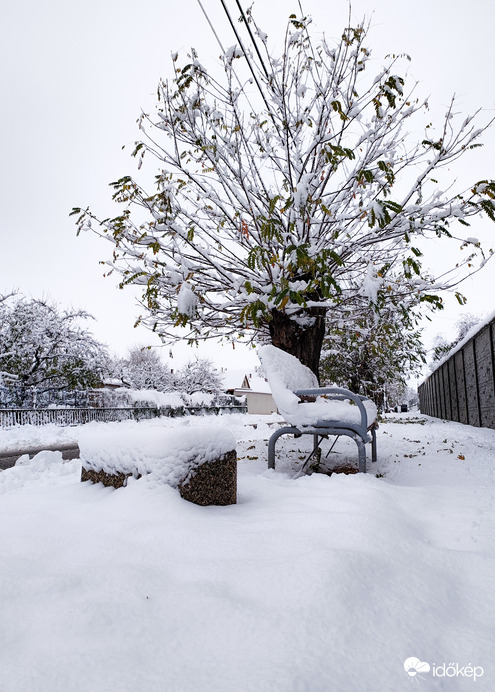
[{"left": 0, "top": 384, "right": 244, "bottom": 411}]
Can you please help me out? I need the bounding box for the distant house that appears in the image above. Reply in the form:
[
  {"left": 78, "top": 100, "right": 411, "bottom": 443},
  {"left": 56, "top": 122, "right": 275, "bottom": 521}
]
[
  {"left": 101, "top": 378, "right": 125, "bottom": 390},
  {"left": 221, "top": 369, "right": 277, "bottom": 415}
]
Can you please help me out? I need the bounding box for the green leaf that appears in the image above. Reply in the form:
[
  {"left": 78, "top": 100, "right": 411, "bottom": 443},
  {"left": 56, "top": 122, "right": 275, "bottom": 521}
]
[
  {"left": 330, "top": 100, "right": 348, "bottom": 121},
  {"left": 131, "top": 142, "right": 145, "bottom": 158},
  {"left": 480, "top": 199, "right": 495, "bottom": 222},
  {"left": 357, "top": 169, "right": 374, "bottom": 184},
  {"left": 419, "top": 294, "right": 444, "bottom": 309},
  {"left": 422, "top": 139, "right": 443, "bottom": 151}
]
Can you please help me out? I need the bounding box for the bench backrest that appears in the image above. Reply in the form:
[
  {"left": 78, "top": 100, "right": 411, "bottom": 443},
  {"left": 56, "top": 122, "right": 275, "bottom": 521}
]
[
  {"left": 258, "top": 345, "right": 318, "bottom": 391},
  {"left": 258, "top": 345, "right": 319, "bottom": 418}
]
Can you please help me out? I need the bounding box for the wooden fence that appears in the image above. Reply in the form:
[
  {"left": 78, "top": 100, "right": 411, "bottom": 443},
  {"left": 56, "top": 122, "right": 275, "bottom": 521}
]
[
  {"left": 418, "top": 316, "right": 495, "bottom": 429},
  {"left": 0, "top": 405, "right": 247, "bottom": 429}
]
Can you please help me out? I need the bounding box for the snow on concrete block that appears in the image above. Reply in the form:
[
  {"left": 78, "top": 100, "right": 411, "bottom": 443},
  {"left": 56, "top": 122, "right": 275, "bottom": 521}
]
[
  {"left": 79, "top": 423, "right": 237, "bottom": 503},
  {"left": 179, "top": 449, "right": 237, "bottom": 506}
]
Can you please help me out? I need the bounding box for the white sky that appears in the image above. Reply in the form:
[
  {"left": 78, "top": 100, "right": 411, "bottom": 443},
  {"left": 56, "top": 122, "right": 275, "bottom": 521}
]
[{"left": 1, "top": 0, "right": 494, "bottom": 370}]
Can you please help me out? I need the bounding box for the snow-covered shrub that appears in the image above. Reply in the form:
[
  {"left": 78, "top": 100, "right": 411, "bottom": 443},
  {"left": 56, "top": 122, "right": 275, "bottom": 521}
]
[
  {"left": 111, "top": 346, "right": 174, "bottom": 391},
  {"left": 174, "top": 358, "right": 222, "bottom": 395}
]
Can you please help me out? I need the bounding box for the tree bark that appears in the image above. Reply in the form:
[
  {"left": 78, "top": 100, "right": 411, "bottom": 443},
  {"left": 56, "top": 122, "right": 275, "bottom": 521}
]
[{"left": 268, "top": 307, "right": 327, "bottom": 381}]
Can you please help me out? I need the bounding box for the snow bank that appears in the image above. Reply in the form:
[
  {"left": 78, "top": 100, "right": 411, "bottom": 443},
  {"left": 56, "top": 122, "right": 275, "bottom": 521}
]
[
  {"left": 0, "top": 423, "right": 77, "bottom": 454},
  {"left": 0, "top": 413, "right": 281, "bottom": 456},
  {"left": 0, "top": 451, "right": 76, "bottom": 496},
  {"left": 186, "top": 391, "right": 216, "bottom": 406},
  {"left": 118, "top": 388, "right": 185, "bottom": 408},
  {"left": 114, "top": 388, "right": 222, "bottom": 408},
  {"left": 78, "top": 422, "right": 236, "bottom": 487},
  {"left": 0, "top": 413, "right": 494, "bottom": 691}
]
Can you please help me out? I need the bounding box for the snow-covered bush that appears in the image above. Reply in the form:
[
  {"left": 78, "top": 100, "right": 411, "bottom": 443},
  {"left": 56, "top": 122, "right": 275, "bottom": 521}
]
[
  {"left": 431, "top": 313, "right": 481, "bottom": 362},
  {"left": 321, "top": 291, "right": 426, "bottom": 408},
  {"left": 117, "top": 387, "right": 185, "bottom": 410},
  {"left": 186, "top": 391, "right": 217, "bottom": 407},
  {"left": 174, "top": 358, "right": 222, "bottom": 395},
  {"left": 111, "top": 346, "right": 174, "bottom": 391}
]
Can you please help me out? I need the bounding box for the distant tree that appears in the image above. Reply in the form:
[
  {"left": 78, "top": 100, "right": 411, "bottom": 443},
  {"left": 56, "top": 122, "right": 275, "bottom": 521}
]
[
  {"left": 431, "top": 312, "right": 481, "bottom": 362},
  {"left": 0, "top": 293, "right": 17, "bottom": 386},
  {"left": 320, "top": 288, "right": 425, "bottom": 408},
  {"left": 114, "top": 346, "right": 174, "bottom": 390},
  {"left": 381, "top": 381, "right": 419, "bottom": 411},
  {"left": 73, "top": 11, "right": 495, "bottom": 378},
  {"left": 0, "top": 296, "right": 109, "bottom": 392},
  {"left": 431, "top": 334, "right": 451, "bottom": 363},
  {"left": 455, "top": 313, "right": 481, "bottom": 341},
  {"left": 175, "top": 357, "right": 222, "bottom": 394}
]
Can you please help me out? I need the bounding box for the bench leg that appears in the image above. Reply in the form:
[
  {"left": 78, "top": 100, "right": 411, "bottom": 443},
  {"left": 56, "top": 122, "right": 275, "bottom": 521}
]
[
  {"left": 357, "top": 439, "right": 367, "bottom": 473},
  {"left": 268, "top": 426, "right": 301, "bottom": 469},
  {"left": 269, "top": 427, "right": 370, "bottom": 474},
  {"left": 371, "top": 426, "right": 377, "bottom": 463}
]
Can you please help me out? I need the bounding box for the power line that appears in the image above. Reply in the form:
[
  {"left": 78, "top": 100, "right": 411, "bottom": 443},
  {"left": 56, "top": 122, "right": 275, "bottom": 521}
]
[
  {"left": 194, "top": 0, "right": 267, "bottom": 103},
  {"left": 233, "top": 0, "right": 269, "bottom": 80},
  {"left": 195, "top": 0, "right": 227, "bottom": 54},
  {"left": 217, "top": 0, "right": 268, "bottom": 104},
  {"left": 194, "top": 0, "right": 281, "bottom": 134}
]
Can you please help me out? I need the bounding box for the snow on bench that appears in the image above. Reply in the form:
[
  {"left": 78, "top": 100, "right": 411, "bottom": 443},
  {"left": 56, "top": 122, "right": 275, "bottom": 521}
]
[
  {"left": 258, "top": 345, "right": 378, "bottom": 473},
  {"left": 79, "top": 424, "right": 237, "bottom": 505}
]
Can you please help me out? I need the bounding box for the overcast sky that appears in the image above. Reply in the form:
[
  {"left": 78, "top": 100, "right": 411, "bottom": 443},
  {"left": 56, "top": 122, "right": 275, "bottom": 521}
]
[{"left": 1, "top": 0, "right": 494, "bottom": 370}]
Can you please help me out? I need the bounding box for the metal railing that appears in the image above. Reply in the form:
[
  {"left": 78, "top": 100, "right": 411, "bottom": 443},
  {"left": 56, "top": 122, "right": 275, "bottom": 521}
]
[{"left": 0, "top": 405, "right": 247, "bottom": 429}]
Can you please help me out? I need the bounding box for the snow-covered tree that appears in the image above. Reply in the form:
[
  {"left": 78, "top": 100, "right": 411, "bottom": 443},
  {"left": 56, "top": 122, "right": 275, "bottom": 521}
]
[
  {"left": 320, "top": 287, "right": 425, "bottom": 408},
  {"left": 175, "top": 357, "right": 222, "bottom": 395},
  {"left": 455, "top": 313, "right": 481, "bottom": 342},
  {"left": 73, "top": 11, "right": 495, "bottom": 378},
  {"left": 113, "top": 346, "right": 174, "bottom": 390},
  {"left": 431, "top": 312, "right": 481, "bottom": 362},
  {"left": 0, "top": 296, "right": 109, "bottom": 393},
  {"left": 0, "top": 293, "right": 18, "bottom": 386},
  {"left": 381, "top": 382, "right": 419, "bottom": 412}
]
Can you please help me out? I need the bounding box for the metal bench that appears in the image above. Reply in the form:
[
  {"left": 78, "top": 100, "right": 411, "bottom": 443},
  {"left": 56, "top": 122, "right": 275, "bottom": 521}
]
[{"left": 258, "top": 346, "right": 378, "bottom": 474}]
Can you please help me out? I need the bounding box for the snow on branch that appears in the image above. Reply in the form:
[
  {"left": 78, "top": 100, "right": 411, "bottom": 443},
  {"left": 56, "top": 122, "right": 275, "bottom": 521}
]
[{"left": 72, "top": 12, "right": 495, "bottom": 353}]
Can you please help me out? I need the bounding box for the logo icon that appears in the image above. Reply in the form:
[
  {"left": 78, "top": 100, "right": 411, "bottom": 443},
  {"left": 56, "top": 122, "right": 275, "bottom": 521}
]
[{"left": 404, "top": 657, "right": 431, "bottom": 680}]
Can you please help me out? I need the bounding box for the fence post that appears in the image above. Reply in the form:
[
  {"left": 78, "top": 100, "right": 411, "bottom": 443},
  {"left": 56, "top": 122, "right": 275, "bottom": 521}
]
[
  {"left": 472, "top": 337, "right": 482, "bottom": 428},
  {"left": 492, "top": 322, "right": 495, "bottom": 401}
]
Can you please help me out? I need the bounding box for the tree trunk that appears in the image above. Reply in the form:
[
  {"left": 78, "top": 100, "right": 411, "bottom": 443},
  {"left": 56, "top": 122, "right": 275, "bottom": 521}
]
[{"left": 268, "top": 307, "right": 327, "bottom": 381}]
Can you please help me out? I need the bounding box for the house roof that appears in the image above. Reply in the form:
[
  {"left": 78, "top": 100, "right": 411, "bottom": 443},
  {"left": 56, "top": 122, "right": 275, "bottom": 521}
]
[
  {"left": 220, "top": 369, "right": 247, "bottom": 391},
  {"left": 220, "top": 369, "right": 271, "bottom": 394},
  {"left": 240, "top": 375, "right": 271, "bottom": 394}
]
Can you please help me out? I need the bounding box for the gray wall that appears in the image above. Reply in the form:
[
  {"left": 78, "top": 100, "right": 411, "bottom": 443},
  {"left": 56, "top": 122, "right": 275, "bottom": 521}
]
[{"left": 418, "top": 316, "right": 495, "bottom": 429}]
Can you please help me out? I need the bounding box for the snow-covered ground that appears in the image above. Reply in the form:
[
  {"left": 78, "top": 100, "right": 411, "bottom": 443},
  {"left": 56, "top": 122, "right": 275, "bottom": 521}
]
[{"left": 1, "top": 412, "right": 494, "bottom": 692}]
